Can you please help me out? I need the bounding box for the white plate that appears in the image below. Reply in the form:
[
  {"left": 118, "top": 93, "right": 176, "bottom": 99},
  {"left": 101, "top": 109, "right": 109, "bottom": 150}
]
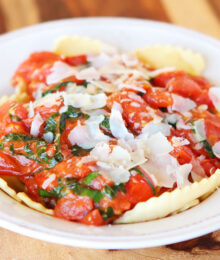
[{"left": 0, "top": 18, "right": 219, "bottom": 249}]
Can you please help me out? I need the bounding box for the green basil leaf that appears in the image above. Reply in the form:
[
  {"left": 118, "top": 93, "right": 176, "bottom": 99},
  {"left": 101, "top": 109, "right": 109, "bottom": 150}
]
[
  {"left": 73, "top": 183, "right": 103, "bottom": 203},
  {"left": 59, "top": 106, "right": 82, "bottom": 134},
  {"left": 100, "top": 116, "right": 110, "bottom": 131},
  {"left": 201, "top": 140, "right": 215, "bottom": 158},
  {"left": 44, "top": 113, "right": 59, "bottom": 134},
  {"left": 5, "top": 133, "right": 40, "bottom": 142},
  {"left": 42, "top": 81, "right": 74, "bottom": 97},
  {"left": 102, "top": 184, "right": 126, "bottom": 199},
  {"left": 101, "top": 207, "right": 114, "bottom": 220},
  {"left": 84, "top": 172, "right": 99, "bottom": 185},
  {"left": 9, "top": 114, "right": 21, "bottom": 122},
  {"left": 39, "top": 185, "right": 64, "bottom": 198},
  {"left": 9, "top": 143, "right": 15, "bottom": 155}
]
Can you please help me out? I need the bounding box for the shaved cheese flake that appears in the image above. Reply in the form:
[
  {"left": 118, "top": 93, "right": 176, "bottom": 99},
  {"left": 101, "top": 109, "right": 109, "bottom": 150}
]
[
  {"left": 68, "top": 115, "right": 109, "bottom": 149},
  {"left": 141, "top": 121, "right": 171, "bottom": 137},
  {"left": 175, "top": 164, "right": 192, "bottom": 188},
  {"left": 76, "top": 67, "right": 100, "bottom": 81},
  {"left": 88, "top": 53, "right": 111, "bottom": 68},
  {"left": 121, "top": 54, "right": 138, "bottom": 67},
  {"left": 213, "top": 141, "right": 220, "bottom": 158},
  {"left": 172, "top": 136, "right": 190, "bottom": 147},
  {"left": 46, "top": 61, "right": 77, "bottom": 85},
  {"left": 28, "top": 101, "right": 34, "bottom": 117},
  {"left": 147, "top": 67, "right": 175, "bottom": 78},
  {"left": 209, "top": 87, "right": 220, "bottom": 112},
  {"left": 109, "top": 102, "right": 133, "bottom": 140},
  {"left": 30, "top": 113, "right": 44, "bottom": 137},
  {"left": 172, "top": 94, "right": 196, "bottom": 113},
  {"left": 63, "top": 92, "right": 106, "bottom": 110},
  {"left": 42, "top": 174, "right": 56, "bottom": 190},
  {"left": 144, "top": 132, "right": 173, "bottom": 156}
]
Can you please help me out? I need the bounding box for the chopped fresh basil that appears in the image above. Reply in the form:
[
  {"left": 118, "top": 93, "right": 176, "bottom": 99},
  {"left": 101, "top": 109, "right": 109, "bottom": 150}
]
[
  {"left": 39, "top": 185, "right": 64, "bottom": 198},
  {"left": 137, "top": 92, "right": 145, "bottom": 97},
  {"left": 73, "top": 183, "right": 103, "bottom": 203},
  {"left": 0, "top": 142, "right": 4, "bottom": 149},
  {"left": 5, "top": 133, "right": 40, "bottom": 142},
  {"left": 59, "top": 105, "right": 82, "bottom": 134},
  {"left": 44, "top": 113, "right": 59, "bottom": 135},
  {"left": 132, "top": 167, "right": 156, "bottom": 195},
  {"left": 100, "top": 116, "right": 110, "bottom": 131},
  {"left": 9, "top": 114, "right": 21, "bottom": 122},
  {"left": 70, "top": 145, "right": 92, "bottom": 156},
  {"left": 42, "top": 81, "right": 74, "bottom": 97},
  {"left": 201, "top": 140, "right": 215, "bottom": 158},
  {"left": 83, "top": 172, "right": 99, "bottom": 185},
  {"left": 80, "top": 80, "right": 88, "bottom": 88},
  {"left": 101, "top": 207, "right": 114, "bottom": 220},
  {"left": 9, "top": 143, "right": 15, "bottom": 154},
  {"left": 24, "top": 144, "right": 42, "bottom": 163},
  {"left": 102, "top": 183, "right": 126, "bottom": 199},
  {"left": 54, "top": 133, "right": 63, "bottom": 162}
]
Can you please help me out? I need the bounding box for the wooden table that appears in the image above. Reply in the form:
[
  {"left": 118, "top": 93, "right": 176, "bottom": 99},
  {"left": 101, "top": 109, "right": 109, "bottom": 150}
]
[{"left": 0, "top": 0, "right": 220, "bottom": 259}]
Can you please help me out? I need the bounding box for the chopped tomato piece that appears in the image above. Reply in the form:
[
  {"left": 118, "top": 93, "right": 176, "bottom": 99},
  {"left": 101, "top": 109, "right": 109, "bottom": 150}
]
[
  {"left": 54, "top": 194, "right": 94, "bottom": 221},
  {"left": 143, "top": 87, "right": 173, "bottom": 108},
  {"left": 0, "top": 151, "right": 42, "bottom": 176},
  {"left": 52, "top": 157, "right": 96, "bottom": 179},
  {"left": 12, "top": 51, "right": 60, "bottom": 86},
  {"left": 125, "top": 173, "right": 154, "bottom": 207},
  {"left": 35, "top": 170, "right": 58, "bottom": 191},
  {"left": 170, "top": 145, "right": 194, "bottom": 165},
  {"left": 80, "top": 209, "right": 104, "bottom": 226},
  {"left": 19, "top": 175, "right": 40, "bottom": 201},
  {"left": 167, "top": 77, "right": 202, "bottom": 100},
  {"left": 99, "top": 192, "right": 131, "bottom": 215},
  {"left": 205, "top": 118, "right": 220, "bottom": 145},
  {"left": 62, "top": 55, "right": 87, "bottom": 66},
  {"left": 107, "top": 91, "right": 152, "bottom": 133},
  {"left": 0, "top": 100, "right": 16, "bottom": 120},
  {"left": 200, "top": 159, "right": 220, "bottom": 177},
  {"left": 152, "top": 71, "right": 187, "bottom": 88}
]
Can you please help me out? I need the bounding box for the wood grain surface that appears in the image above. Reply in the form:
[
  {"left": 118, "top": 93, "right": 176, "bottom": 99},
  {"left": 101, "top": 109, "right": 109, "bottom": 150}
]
[{"left": 0, "top": 0, "right": 220, "bottom": 259}]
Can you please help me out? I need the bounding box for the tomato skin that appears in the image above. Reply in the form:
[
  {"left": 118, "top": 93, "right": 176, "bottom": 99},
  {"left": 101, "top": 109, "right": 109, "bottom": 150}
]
[
  {"left": 12, "top": 52, "right": 60, "bottom": 86},
  {"left": 170, "top": 145, "right": 194, "bottom": 165},
  {"left": 0, "top": 151, "right": 42, "bottom": 176},
  {"left": 167, "top": 77, "right": 202, "bottom": 100},
  {"left": 125, "top": 174, "right": 154, "bottom": 207},
  {"left": 99, "top": 192, "right": 131, "bottom": 215},
  {"left": 35, "top": 170, "right": 58, "bottom": 191},
  {"left": 205, "top": 118, "right": 220, "bottom": 145},
  {"left": 152, "top": 71, "right": 187, "bottom": 88},
  {"left": 190, "top": 75, "right": 210, "bottom": 89},
  {"left": 0, "top": 101, "right": 16, "bottom": 120},
  {"left": 62, "top": 55, "right": 87, "bottom": 66},
  {"left": 143, "top": 88, "right": 173, "bottom": 108},
  {"left": 200, "top": 159, "right": 220, "bottom": 177},
  {"left": 80, "top": 209, "right": 104, "bottom": 226},
  {"left": 54, "top": 194, "right": 94, "bottom": 221},
  {"left": 52, "top": 157, "right": 96, "bottom": 179},
  {"left": 19, "top": 175, "right": 40, "bottom": 201}
]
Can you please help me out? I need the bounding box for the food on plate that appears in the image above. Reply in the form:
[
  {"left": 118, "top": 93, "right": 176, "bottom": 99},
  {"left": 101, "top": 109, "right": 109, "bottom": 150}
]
[{"left": 0, "top": 36, "right": 219, "bottom": 226}]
